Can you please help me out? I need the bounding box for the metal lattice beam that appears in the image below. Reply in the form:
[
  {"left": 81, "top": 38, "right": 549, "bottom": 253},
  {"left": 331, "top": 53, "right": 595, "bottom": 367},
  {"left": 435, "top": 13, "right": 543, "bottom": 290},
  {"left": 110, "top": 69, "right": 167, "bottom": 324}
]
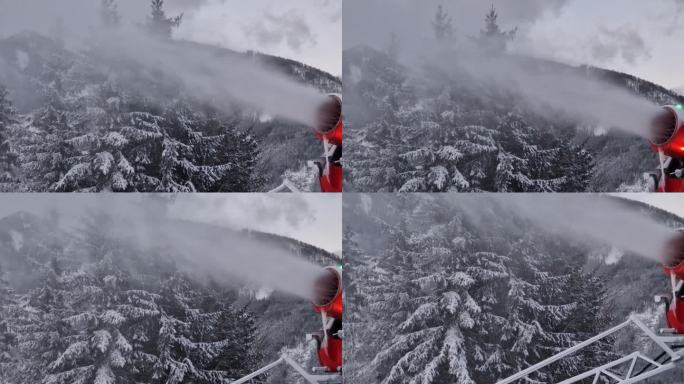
[
  {"left": 230, "top": 355, "right": 342, "bottom": 384},
  {"left": 497, "top": 316, "right": 684, "bottom": 384}
]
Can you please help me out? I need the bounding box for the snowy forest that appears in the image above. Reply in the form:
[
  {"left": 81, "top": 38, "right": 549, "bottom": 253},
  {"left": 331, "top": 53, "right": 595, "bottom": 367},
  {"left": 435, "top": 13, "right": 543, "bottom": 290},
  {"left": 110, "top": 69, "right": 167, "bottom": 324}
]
[
  {"left": 0, "top": 197, "right": 340, "bottom": 384},
  {"left": 344, "top": 5, "right": 684, "bottom": 193},
  {"left": 0, "top": 0, "right": 340, "bottom": 192},
  {"left": 343, "top": 194, "right": 684, "bottom": 383}
]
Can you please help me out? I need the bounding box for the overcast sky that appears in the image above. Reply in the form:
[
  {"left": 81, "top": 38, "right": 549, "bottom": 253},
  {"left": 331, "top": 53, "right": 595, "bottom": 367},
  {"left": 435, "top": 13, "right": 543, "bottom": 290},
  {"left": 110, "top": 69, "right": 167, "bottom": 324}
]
[
  {"left": 0, "top": 0, "right": 341, "bottom": 75},
  {"left": 618, "top": 193, "right": 684, "bottom": 219},
  {"left": 0, "top": 194, "right": 342, "bottom": 253},
  {"left": 344, "top": 0, "right": 684, "bottom": 89}
]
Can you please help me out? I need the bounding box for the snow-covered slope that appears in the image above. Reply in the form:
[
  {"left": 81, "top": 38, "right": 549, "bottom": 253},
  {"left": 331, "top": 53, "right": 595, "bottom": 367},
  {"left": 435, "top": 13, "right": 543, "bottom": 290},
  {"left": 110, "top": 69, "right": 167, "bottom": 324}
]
[
  {"left": 0, "top": 31, "right": 341, "bottom": 192},
  {"left": 344, "top": 45, "right": 684, "bottom": 192},
  {"left": 0, "top": 210, "right": 337, "bottom": 384},
  {"left": 343, "top": 194, "right": 684, "bottom": 383}
]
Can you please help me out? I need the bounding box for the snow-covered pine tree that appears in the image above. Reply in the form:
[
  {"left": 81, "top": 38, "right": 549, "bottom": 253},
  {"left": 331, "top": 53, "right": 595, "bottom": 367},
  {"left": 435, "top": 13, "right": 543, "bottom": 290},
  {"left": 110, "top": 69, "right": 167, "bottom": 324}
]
[
  {"left": 155, "top": 104, "right": 261, "bottom": 192},
  {"left": 494, "top": 114, "right": 569, "bottom": 192},
  {"left": 551, "top": 269, "right": 614, "bottom": 380},
  {"left": 0, "top": 264, "right": 17, "bottom": 382},
  {"left": 477, "top": 5, "right": 517, "bottom": 53},
  {"left": 363, "top": 199, "right": 479, "bottom": 384},
  {"left": 28, "top": 213, "right": 157, "bottom": 384},
  {"left": 342, "top": 226, "right": 379, "bottom": 383},
  {"left": 484, "top": 235, "right": 579, "bottom": 382},
  {"left": 202, "top": 298, "right": 262, "bottom": 379},
  {"left": 15, "top": 89, "right": 86, "bottom": 192},
  {"left": 345, "top": 44, "right": 595, "bottom": 192},
  {"left": 152, "top": 273, "right": 261, "bottom": 383},
  {"left": 12, "top": 258, "right": 72, "bottom": 384},
  {"left": 0, "top": 86, "right": 19, "bottom": 191},
  {"left": 346, "top": 195, "right": 615, "bottom": 383}
]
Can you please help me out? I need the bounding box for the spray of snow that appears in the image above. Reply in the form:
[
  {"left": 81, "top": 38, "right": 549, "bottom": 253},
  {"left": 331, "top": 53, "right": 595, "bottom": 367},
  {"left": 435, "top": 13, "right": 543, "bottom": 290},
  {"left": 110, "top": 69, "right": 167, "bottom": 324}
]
[
  {"left": 397, "top": 43, "right": 660, "bottom": 139},
  {"left": 92, "top": 28, "right": 326, "bottom": 127},
  {"left": 108, "top": 218, "right": 325, "bottom": 300},
  {"left": 435, "top": 50, "right": 658, "bottom": 138},
  {"left": 9, "top": 230, "right": 23, "bottom": 251},
  {"left": 0, "top": 0, "right": 328, "bottom": 128},
  {"left": 346, "top": 0, "right": 663, "bottom": 139},
  {"left": 455, "top": 194, "right": 678, "bottom": 264},
  {"left": 0, "top": 194, "right": 329, "bottom": 301}
]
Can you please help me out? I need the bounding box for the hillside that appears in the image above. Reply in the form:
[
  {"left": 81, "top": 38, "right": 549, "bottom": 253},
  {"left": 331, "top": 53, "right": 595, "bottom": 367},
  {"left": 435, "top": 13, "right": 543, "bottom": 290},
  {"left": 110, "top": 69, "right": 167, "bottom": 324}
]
[
  {"left": 343, "top": 194, "right": 684, "bottom": 383},
  {"left": 0, "top": 210, "right": 336, "bottom": 384},
  {"left": 343, "top": 45, "right": 684, "bottom": 192},
  {"left": 0, "top": 31, "right": 341, "bottom": 192}
]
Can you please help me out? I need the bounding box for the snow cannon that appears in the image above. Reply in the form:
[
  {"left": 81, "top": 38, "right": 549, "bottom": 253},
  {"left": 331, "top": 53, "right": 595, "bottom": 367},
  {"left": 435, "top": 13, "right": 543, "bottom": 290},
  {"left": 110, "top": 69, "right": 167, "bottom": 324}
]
[
  {"left": 312, "top": 266, "right": 343, "bottom": 319},
  {"left": 314, "top": 94, "right": 343, "bottom": 146},
  {"left": 648, "top": 105, "right": 684, "bottom": 192},
  {"left": 649, "top": 105, "right": 684, "bottom": 157},
  {"left": 658, "top": 229, "right": 684, "bottom": 333},
  {"left": 312, "top": 94, "right": 343, "bottom": 193},
  {"left": 310, "top": 266, "right": 343, "bottom": 373},
  {"left": 662, "top": 229, "right": 684, "bottom": 278}
]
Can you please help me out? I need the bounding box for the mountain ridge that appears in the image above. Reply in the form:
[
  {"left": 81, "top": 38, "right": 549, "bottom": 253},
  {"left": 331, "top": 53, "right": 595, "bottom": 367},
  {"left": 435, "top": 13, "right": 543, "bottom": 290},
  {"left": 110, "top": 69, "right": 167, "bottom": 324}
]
[{"left": 344, "top": 44, "right": 684, "bottom": 192}]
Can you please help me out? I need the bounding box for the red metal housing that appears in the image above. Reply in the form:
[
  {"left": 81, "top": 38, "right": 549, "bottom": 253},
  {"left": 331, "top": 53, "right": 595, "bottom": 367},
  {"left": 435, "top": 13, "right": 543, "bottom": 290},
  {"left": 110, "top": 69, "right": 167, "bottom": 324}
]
[
  {"left": 314, "top": 94, "right": 343, "bottom": 193},
  {"left": 319, "top": 164, "right": 343, "bottom": 194},
  {"left": 650, "top": 105, "right": 684, "bottom": 158},
  {"left": 662, "top": 229, "right": 684, "bottom": 278},
  {"left": 656, "top": 177, "right": 684, "bottom": 193},
  {"left": 312, "top": 266, "right": 343, "bottom": 319},
  {"left": 317, "top": 337, "right": 342, "bottom": 373},
  {"left": 315, "top": 94, "right": 343, "bottom": 146},
  {"left": 311, "top": 266, "right": 343, "bottom": 373},
  {"left": 662, "top": 229, "right": 684, "bottom": 333}
]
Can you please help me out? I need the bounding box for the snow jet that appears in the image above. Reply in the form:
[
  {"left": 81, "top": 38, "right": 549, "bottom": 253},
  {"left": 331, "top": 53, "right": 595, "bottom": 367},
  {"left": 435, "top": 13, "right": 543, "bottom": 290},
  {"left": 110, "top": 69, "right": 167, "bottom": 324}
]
[
  {"left": 0, "top": 194, "right": 330, "bottom": 301},
  {"left": 116, "top": 218, "right": 327, "bottom": 301},
  {"left": 422, "top": 49, "right": 660, "bottom": 139},
  {"left": 93, "top": 29, "right": 328, "bottom": 128},
  {"left": 454, "top": 194, "right": 680, "bottom": 264},
  {"left": 0, "top": 0, "right": 329, "bottom": 128}
]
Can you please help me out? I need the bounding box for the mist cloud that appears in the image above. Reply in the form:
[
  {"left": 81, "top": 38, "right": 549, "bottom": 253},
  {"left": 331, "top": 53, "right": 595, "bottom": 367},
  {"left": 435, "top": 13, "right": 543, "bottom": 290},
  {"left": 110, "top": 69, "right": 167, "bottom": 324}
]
[
  {"left": 454, "top": 194, "right": 679, "bottom": 263},
  {"left": 591, "top": 26, "right": 651, "bottom": 64},
  {"left": 344, "top": 0, "right": 684, "bottom": 87},
  {"left": 246, "top": 10, "right": 317, "bottom": 52}
]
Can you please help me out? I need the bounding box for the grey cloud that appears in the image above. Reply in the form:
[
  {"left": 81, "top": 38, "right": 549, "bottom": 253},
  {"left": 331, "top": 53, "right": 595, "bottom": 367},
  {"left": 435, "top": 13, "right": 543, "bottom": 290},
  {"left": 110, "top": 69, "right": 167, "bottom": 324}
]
[
  {"left": 249, "top": 195, "right": 315, "bottom": 228},
  {"left": 591, "top": 26, "right": 651, "bottom": 64},
  {"left": 343, "top": 0, "right": 572, "bottom": 51},
  {"left": 320, "top": 0, "right": 342, "bottom": 22},
  {"left": 245, "top": 10, "right": 317, "bottom": 51},
  {"left": 488, "top": 0, "right": 572, "bottom": 24}
]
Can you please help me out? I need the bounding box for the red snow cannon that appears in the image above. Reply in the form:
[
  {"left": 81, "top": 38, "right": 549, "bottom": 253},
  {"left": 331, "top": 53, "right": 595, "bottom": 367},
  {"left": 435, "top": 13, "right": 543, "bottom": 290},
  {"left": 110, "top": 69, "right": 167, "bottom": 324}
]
[
  {"left": 315, "top": 94, "right": 343, "bottom": 146},
  {"left": 311, "top": 266, "right": 343, "bottom": 373},
  {"left": 650, "top": 105, "right": 684, "bottom": 158},
  {"left": 663, "top": 229, "right": 684, "bottom": 278},
  {"left": 313, "top": 94, "right": 343, "bottom": 193},
  {"left": 648, "top": 105, "right": 684, "bottom": 192},
  {"left": 661, "top": 229, "right": 684, "bottom": 333}
]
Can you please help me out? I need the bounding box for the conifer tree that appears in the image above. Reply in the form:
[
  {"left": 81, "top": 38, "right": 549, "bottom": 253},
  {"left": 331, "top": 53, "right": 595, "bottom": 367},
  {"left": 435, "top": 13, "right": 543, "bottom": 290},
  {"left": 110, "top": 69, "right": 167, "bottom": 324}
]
[
  {"left": 146, "top": 0, "right": 183, "bottom": 39},
  {"left": 0, "top": 265, "right": 17, "bottom": 382},
  {"left": 478, "top": 5, "right": 517, "bottom": 53},
  {"left": 0, "top": 86, "right": 18, "bottom": 191},
  {"left": 432, "top": 5, "right": 454, "bottom": 41}
]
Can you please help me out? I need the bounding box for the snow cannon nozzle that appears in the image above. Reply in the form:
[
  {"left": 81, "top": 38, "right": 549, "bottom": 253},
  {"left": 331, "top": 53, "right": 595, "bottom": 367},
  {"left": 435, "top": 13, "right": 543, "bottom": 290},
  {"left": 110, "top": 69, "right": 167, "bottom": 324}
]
[
  {"left": 312, "top": 266, "right": 343, "bottom": 320},
  {"left": 662, "top": 229, "right": 684, "bottom": 277},
  {"left": 315, "top": 94, "right": 342, "bottom": 144},
  {"left": 649, "top": 105, "right": 684, "bottom": 157}
]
